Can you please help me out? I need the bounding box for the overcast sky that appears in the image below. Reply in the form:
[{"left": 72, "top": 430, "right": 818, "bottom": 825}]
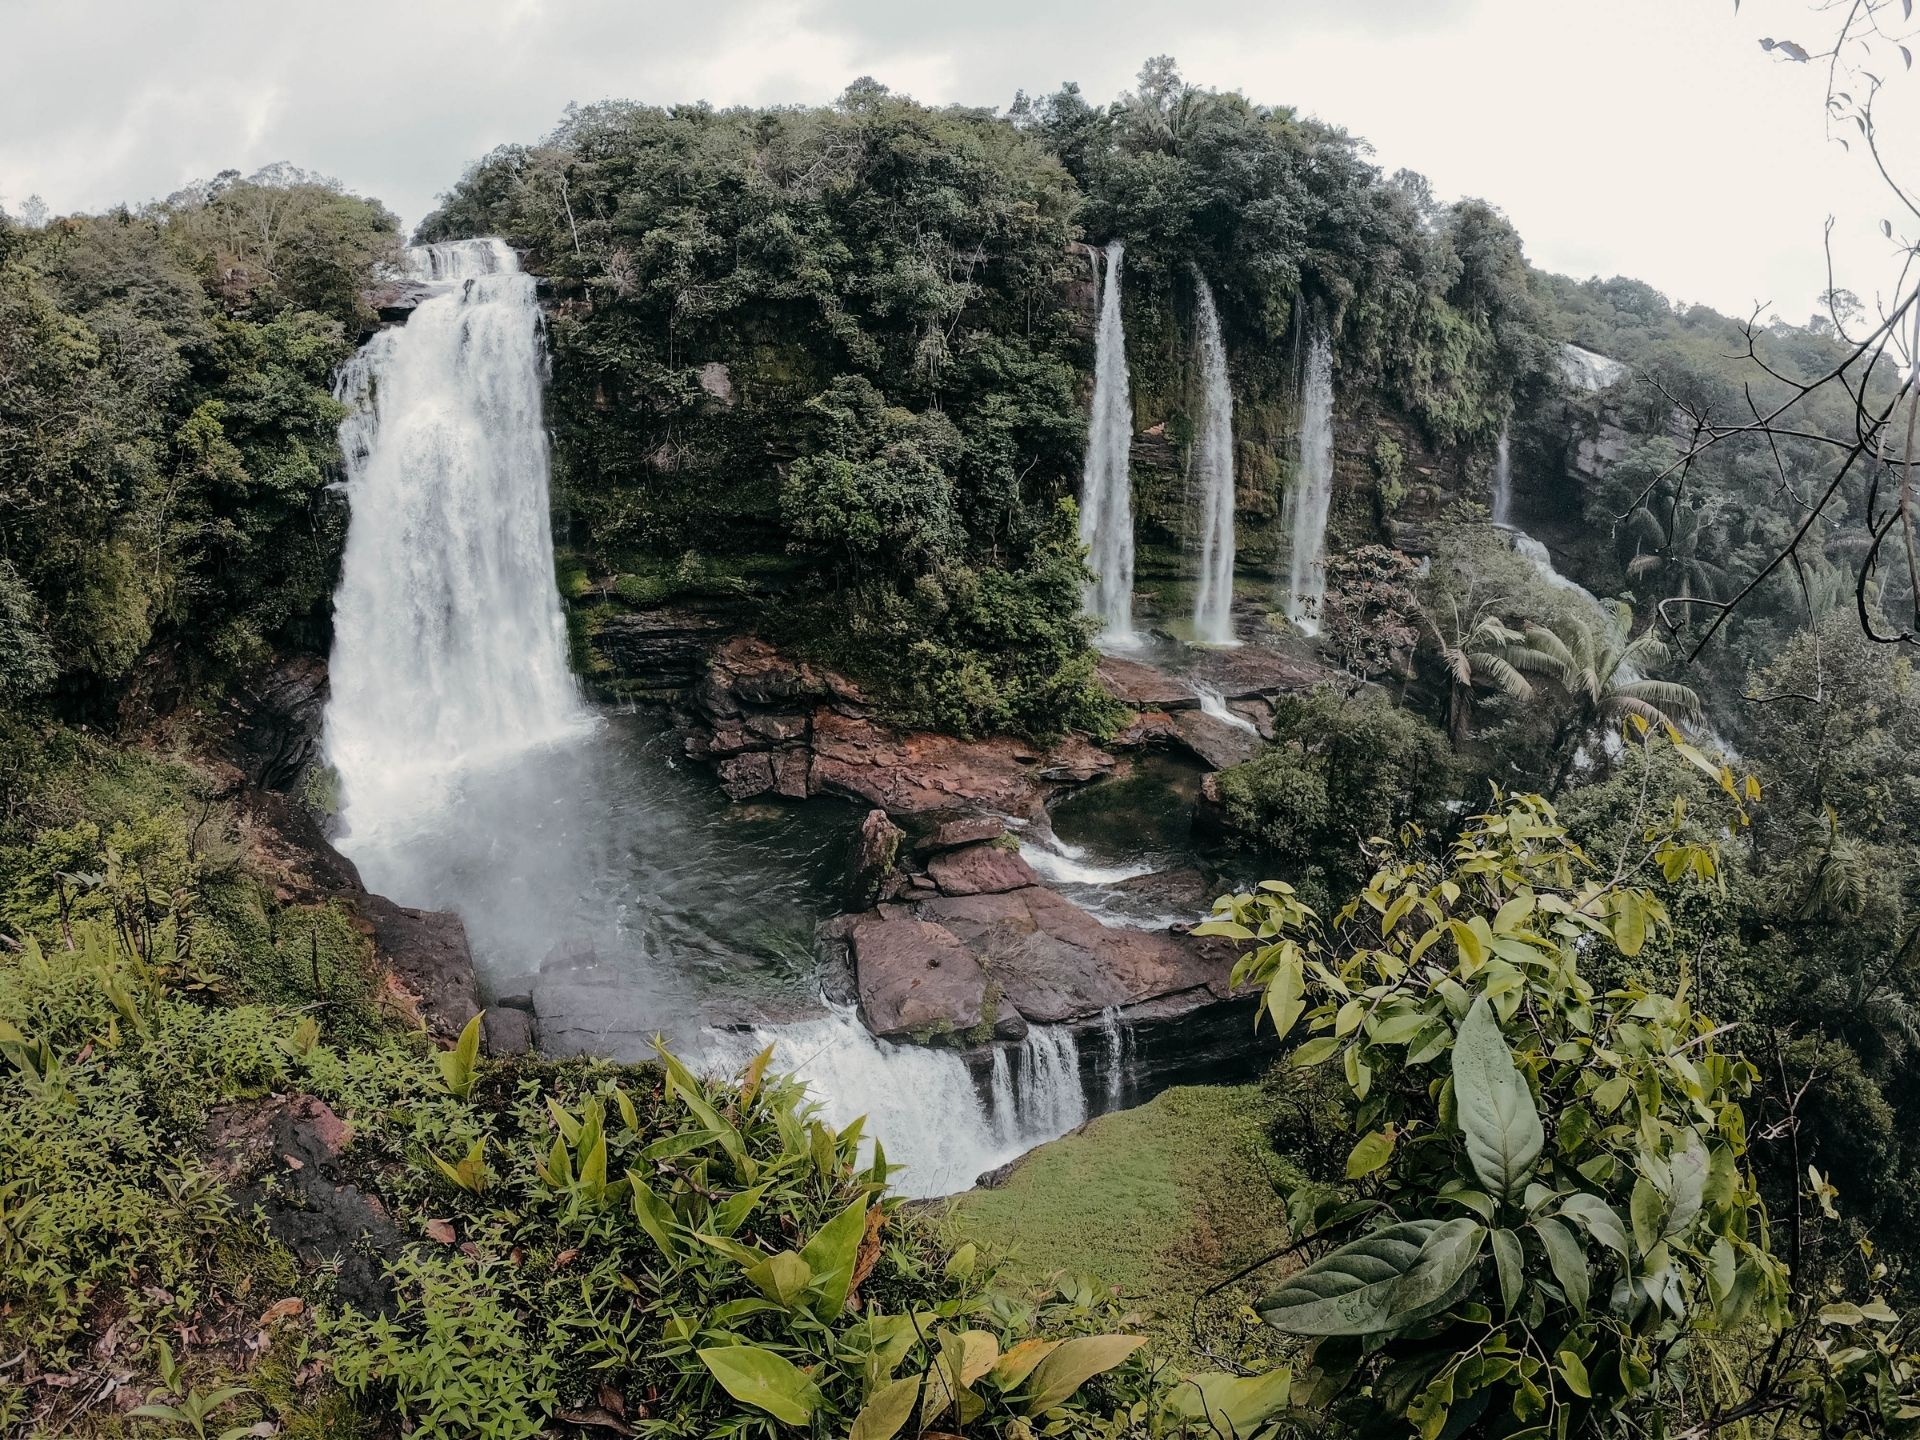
[{"left": 4, "top": 0, "right": 1915, "bottom": 322}]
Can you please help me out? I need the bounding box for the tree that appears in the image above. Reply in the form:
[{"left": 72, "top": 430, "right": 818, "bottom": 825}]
[
  {"left": 1503, "top": 601, "right": 1704, "bottom": 788},
  {"left": 1198, "top": 754, "right": 1920, "bottom": 1438}
]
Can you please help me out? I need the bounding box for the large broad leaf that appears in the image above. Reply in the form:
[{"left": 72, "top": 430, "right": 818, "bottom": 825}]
[
  {"left": 1021, "top": 1334, "right": 1148, "bottom": 1415},
  {"left": 697, "top": 1345, "right": 822, "bottom": 1426},
  {"left": 1557, "top": 1193, "right": 1630, "bottom": 1259},
  {"left": 1259, "top": 1218, "right": 1485, "bottom": 1337},
  {"left": 849, "top": 1375, "right": 921, "bottom": 1440},
  {"left": 1533, "top": 1216, "right": 1590, "bottom": 1314},
  {"left": 800, "top": 1196, "right": 868, "bottom": 1321},
  {"left": 1162, "top": 1367, "right": 1295, "bottom": 1438},
  {"left": 1452, "top": 996, "right": 1543, "bottom": 1199}
]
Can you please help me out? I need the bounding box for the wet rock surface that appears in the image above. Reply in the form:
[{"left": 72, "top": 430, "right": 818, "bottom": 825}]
[
  {"left": 200, "top": 1095, "right": 402, "bottom": 1313},
  {"left": 357, "top": 894, "right": 481, "bottom": 1043},
  {"left": 924, "top": 842, "right": 1036, "bottom": 897},
  {"left": 848, "top": 910, "right": 991, "bottom": 1038},
  {"left": 671, "top": 638, "right": 1116, "bottom": 815}
]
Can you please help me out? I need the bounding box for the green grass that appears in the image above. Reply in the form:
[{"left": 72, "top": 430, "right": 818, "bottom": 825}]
[{"left": 949, "top": 1084, "right": 1301, "bottom": 1362}]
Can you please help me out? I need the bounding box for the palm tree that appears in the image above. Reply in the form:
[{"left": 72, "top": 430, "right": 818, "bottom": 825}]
[
  {"left": 1420, "top": 594, "right": 1531, "bottom": 746},
  {"left": 1622, "top": 503, "right": 1728, "bottom": 621},
  {"left": 1502, "top": 600, "right": 1704, "bottom": 791}
]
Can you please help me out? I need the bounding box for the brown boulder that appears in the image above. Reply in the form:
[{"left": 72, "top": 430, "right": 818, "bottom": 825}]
[
  {"left": 1168, "top": 710, "right": 1264, "bottom": 771},
  {"left": 357, "top": 894, "right": 479, "bottom": 1041},
  {"left": 913, "top": 815, "right": 1008, "bottom": 853},
  {"left": 926, "top": 842, "right": 1037, "bottom": 897},
  {"left": 1097, "top": 654, "right": 1199, "bottom": 710},
  {"left": 849, "top": 911, "right": 990, "bottom": 1038},
  {"left": 808, "top": 709, "right": 1112, "bottom": 816},
  {"left": 847, "top": 809, "right": 905, "bottom": 907},
  {"left": 918, "top": 886, "right": 1234, "bottom": 1024}
]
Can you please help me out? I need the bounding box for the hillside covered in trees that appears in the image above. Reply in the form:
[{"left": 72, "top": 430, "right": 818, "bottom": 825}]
[{"left": 5, "top": 56, "right": 1920, "bottom": 1440}]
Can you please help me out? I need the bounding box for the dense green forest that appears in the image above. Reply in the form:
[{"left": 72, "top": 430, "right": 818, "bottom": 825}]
[{"left": 5, "top": 58, "right": 1920, "bottom": 1440}]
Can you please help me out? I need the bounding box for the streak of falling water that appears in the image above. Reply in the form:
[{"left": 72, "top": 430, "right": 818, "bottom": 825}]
[
  {"left": 1190, "top": 274, "right": 1238, "bottom": 645},
  {"left": 1080, "top": 240, "right": 1138, "bottom": 647},
  {"left": 1281, "top": 329, "right": 1336, "bottom": 634},
  {"left": 1490, "top": 421, "right": 1513, "bottom": 526},
  {"left": 325, "top": 238, "right": 588, "bottom": 869}
]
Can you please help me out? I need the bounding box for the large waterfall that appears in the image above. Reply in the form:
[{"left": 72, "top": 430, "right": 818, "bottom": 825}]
[
  {"left": 1490, "top": 421, "right": 1513, "bottom": 526},
  {"left": 1189, "top": 275, "right": 1238, "bottom": 645},
  {"left": 325, "top": 238, "right": 587, "bottom": 865},
  {"left": 321, "top": 240, "right": 1100, "bottom": 1199},
  {"left": 1281, "top": 329, "right": 1336, "bottom": 633},
  {"left": 1080, "top": 240, "right": 1137, "bottom": 646}
]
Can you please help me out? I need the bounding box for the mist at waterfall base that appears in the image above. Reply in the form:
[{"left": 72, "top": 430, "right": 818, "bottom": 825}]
[
  {"left": 1079, "top": 240, "right": 1137, "bottom": 648},
  {"left": 1281, "top": 330, "right": 1336, "bottom": 634},
  {"left": 1189, "top": 276, "right": 1238, "bottom": 646},
  {"left": 321, "top": 241, "right": 1129, "bottom": 1197}
]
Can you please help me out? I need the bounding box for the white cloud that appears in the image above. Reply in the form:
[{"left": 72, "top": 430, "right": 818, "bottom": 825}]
[{"left": 2, "top": 0, "right": 1913, "bottom": 319}]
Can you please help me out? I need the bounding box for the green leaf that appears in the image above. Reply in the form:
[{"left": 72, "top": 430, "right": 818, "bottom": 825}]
[
  {"left": 1291, "top": 1035, "right": 1341, "bottom": 1068},
  {"left": 1162, "top": 1368, "right": 1295, "bottom": 1438},
  {"left": 1021, "top": 1334, "right": 1148, "bottom": 1415},
  {"left": 1630, "top": 1174, "right": 1663, "bottom": 1256},
  {"left": 850, "top": 1375, "right": 921, "bottom": 1440},
  {"left": 1345, "top": 1129, "right": 1395, "bottom": 1179},
  {"left": 1491, "top": 1227, "right": 1523, "bottom": 1314},
  {"left": 989, "top": 1338, "right": 1061, "bottom": 1390},
  {"left": 435, "top": 1011, "right": 483, "bottom": 1098},
  {"left": 1259, "top": 1219, "right": 1483, "bottom": 1337},
  {"left": 1661, "top": 1132, "right": 1708, "bottom": 1241},
  {"left": 627, "top": 1172, "right": 680, "bottom": 1259},
  {"left": 1266, "top": 947, "right": 1306, "bottom": 1042},
  {"left": 800, "top": 1195, "right": 868, "bottom": 1321},
  {"left": 1556, "top": 1349, "right": 1592, "bottom": 1399},
  {"left": 711, "top": 1182, "right": 770, "bottom": 1237},
  {"left": 1557, "top": 1193, "right": 1629, "bottom": 1259},
  {"left": 1533, "top": 1216, "right": 1589, "bottom": 1313},
  {"left": 1451, "top": 996, "right": 1543, "bottom": 1199},
  {"left": 659, "top": 1046, "right": 750, "bottom": 1179},
  {"left": 745, "top": 1250, "right": 813, "bottom": 1308},
  {"left": 697, "top": 1345, "right": 822, "bottom": 1426}
]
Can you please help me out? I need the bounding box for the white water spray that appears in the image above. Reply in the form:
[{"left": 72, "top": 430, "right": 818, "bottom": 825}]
[
  {"left": 1099, "top": 1006, "right": 1132, "bottom": 1109},
  {"left": 1194, "top": 682, "right": 1260, "bottom": 736},
  {"left": 325, "top": 239, "right": 587, "bottom": 872},
  {"left": 1080, "top": 241, "right": 1137, "bottom": 646},
  {"left": 1190, "top": 275, "right": 1238, "bottom": 645},
  {"left": 1490, "top": 421, "right": 1512, "bottom": 527},
  {"left": 711, "top": 1014, "right": 1089, "bottom": 1198},
  {"left": 1282, "top": 330, "right": 1335, "bottom": 633}
]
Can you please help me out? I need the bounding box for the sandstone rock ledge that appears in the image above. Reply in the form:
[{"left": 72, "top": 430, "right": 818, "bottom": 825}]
[
  {"left": 678, "top": 638, "right": 1113, "bottom": 814},
  {"left": 827, "top": 809, "right": 1242, "bottom": 1045}
]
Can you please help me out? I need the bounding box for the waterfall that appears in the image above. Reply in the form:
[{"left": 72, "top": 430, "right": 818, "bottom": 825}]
[
  {"left": 324, "top": 238, "right": 587, "bottom": 874},
  {"left": 1194, "top": 681, "right": 1260, "bottom": 736},
  {"left": 1490, "top": 422, "right": 1513, "bottom": 526},
  {"left": 1011, "top": 1027, "right": 1088, "bottom": 1138},
  {"left": 1099, "top": 1006, "right": 1132, "bottom": 1110},
  {"left": 1190, "top": 275, "right": 1238, "bottom": 645},
  {"left": 710, "top": 1015, "right": 1090, "bottom": 1198},
  {"left": 1281, "top": 329, "right": 1336, "bottom": 634},
  {"left": 1080, "top": 240, "right": 1137, "bottom": 647}
]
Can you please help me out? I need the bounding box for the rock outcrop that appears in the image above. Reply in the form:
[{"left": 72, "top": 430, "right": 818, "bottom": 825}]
[
  {"left": 676, "top": 638, "right": 1115, "bottom": 814},
  {"left": 200, "top": 1094, "right": 403, "bottom": 1312}
]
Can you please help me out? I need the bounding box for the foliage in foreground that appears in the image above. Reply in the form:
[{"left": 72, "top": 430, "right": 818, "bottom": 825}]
[{"left": 1201, "top": 733, "right": 1920, "bottom": 1439}]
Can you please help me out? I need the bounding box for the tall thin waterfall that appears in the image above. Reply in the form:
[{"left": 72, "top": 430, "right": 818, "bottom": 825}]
[
  {"left": 1080, "top": 240, "right": 1136, "bottom": 646},
  {"left": 1281, "top": 329, "right": 1336, "bottom": 633},
  {"left": 1490, "top": 421, "right": 1513, "bottom": 526},
  {"left": 325, "top": 238, "right": 586, "bottom": 873},
  {"left": 1190, "top": 275, "right": 1238, "bottom": 645}
]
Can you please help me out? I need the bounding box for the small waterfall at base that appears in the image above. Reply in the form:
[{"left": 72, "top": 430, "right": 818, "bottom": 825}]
[
  {"left": 1281, "top": 329, "right": 1336, "bottom": 634},
  {"left": 1099, "top": 1006, "right": 1132, "bottom": 1110},
  {"left": 1490, "top": 422, "right": 1513, "bottom": 527},
  {"left": 1080, "top": 240, "right": 1137, "bottom": 647},
  {"left": 708, "top": 1016, "right": 1091, "bottom": 1200},
  {"left": 325, "top": 238, "right": 588, "bottom": 875},
  {"left": 1189, "top": 274, "right": 1238, "bottom": 645},
  {"left": 1193, "top": 681, "right": 1260, "bottom": 736}
]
